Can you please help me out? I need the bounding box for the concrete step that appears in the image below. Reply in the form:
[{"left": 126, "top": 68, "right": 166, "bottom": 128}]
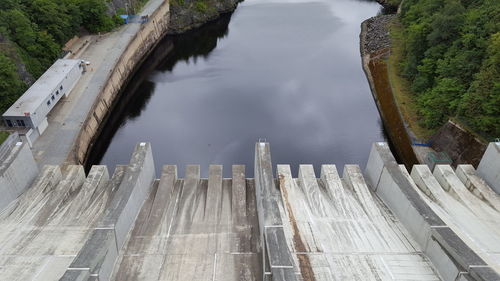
[
  {"left": 0, "top": 164, "right": 116, "bottom": 280},
  {"left": 411, "top": 164, "right": 500, "bottom": 273},
  {"left": 0, "top": 165, "right": 62, "bottom": 223},
  {"left": 456, "top": 164, "right": 500, "bottom": 212},
  {"left": 433, "top": 165, "right": 500, "bottom": 220},
  {"left": 277, "top": 163, "right": 438, "bottom": 280},
  {"left": 49, "top": 165, "right": 109, "bottom": 226}
]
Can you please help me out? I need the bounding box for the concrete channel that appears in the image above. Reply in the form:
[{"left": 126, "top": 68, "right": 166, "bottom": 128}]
[{"left": 0, "top": 140, "right": 499, "bottom": 280}]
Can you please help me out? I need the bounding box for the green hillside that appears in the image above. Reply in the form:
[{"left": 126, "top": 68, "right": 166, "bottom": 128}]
[
  {"left": 398, "top": 0, "right": 499, "bottom": 138},
  {"left": 0, "top": 0, "right": 122, "bottom": 113}
]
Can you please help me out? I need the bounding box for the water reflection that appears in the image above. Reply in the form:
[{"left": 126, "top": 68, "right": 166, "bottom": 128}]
[{"left": 93, "top": 0, "right": 386, "bottom": 177}]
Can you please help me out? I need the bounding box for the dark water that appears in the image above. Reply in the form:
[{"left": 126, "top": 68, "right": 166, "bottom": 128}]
[{"left": 92, "top": 0, "right": 386, "bottom": 177}]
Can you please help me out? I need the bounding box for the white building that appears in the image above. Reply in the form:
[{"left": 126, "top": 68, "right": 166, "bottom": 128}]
[{"left": 2, "top": 59, "right": 83, "bottom": 142}]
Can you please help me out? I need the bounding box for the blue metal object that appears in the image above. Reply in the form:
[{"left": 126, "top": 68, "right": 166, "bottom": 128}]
[{"left": 120, "top": 15, "right": 129, "bottom": 24}]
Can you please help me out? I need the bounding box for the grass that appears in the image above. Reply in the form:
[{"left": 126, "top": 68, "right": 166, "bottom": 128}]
[
  {"left": 386, "top": 19, "right": 435, "bottom": 140},
  {"left": 0, "top": 131, "right": 9, "bottom": 146}
]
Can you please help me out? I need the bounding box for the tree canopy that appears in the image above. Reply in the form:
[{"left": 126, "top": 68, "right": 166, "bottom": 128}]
[
  {"left": 0, "top": 0, "right": 122, "bottom": 113},
  {"left": 399, "top": 0, "right": 500, "bottom": 138}
]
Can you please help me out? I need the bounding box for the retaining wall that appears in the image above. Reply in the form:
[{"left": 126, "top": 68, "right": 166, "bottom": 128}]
[
  {"left": 74, "top": 0, "right": 170, "bottom": 165},
  {"left": 0, "top": 134, "right": 38, "bottom": 212}
]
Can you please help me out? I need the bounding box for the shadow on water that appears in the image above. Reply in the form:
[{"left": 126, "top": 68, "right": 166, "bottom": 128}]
[{"left": 84, "top": 14, "right": 233, "bottom": 172}]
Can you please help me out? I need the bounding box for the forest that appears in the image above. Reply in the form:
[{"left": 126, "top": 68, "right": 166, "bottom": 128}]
[
  {"left": 399, "top": 0, "right": 500, "bottom": 138},
  {"left": 0, "top": 0, "right": 121, "bottom": 113}
]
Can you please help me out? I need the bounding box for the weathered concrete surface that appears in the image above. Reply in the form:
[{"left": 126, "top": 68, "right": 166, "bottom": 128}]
[
  {"left": 411, "top": 164, "right": 500, "bottom": 275},
  {"left": 109, "top": 164, "right": 261, "bottom": 280},
  {"left": 456, "top": 164, "right": 500, "bottom": 211},
  {"left": 477, "top": 142, "right": 500, "bottom": 194},
  {"left": 255, "top": 142, "right": 297, "bottom": 281},
  {"left": 365, "top": 142, "right": 499, "bottom": 280},
  {"left": 277, "top": 163, "right": 440, "bottom": 280},
  {"left": 2, "top": 141, "right": 500, "bottom": 280},
  {"left": 61, "top": 143, "right": 155, "bottom": 281},
  {"left": 0, "top": 138, "right": 38, "bottom": 212},
  {"left": 0, "top": 164, "right": 113, "bottom": 280}
]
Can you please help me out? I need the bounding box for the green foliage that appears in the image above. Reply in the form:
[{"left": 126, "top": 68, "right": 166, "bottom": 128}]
[
  {"left": 0, "top": 131, "right": 10, "bottom": 145},
  {"left": 0, "top": 53, "right": 26, "bottom": 113},
  {"left": 79, "top": 0, "right": 117, "bottom": 33},
  {"left": 171, "top": 0, "right": 184, "bottom": 6},
  {"left": 399, "top": 0, "right": 500, "bottom": 138},
  {"left": 194, "top": 1, "right": 208, "bottom": 12},
  {"left": 0, "top": 0, "right": 123, "bottom": 113}
]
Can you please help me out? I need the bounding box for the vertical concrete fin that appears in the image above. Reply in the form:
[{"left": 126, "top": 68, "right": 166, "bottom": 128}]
[
  {"left": 206, "top": 165, "right": 223, "bottom": 223},
  {"left": 364, "top": 142, "right": 397, "bottom": 191},
  {"left": 232, "top": 164, "right": 246, "bottom": 225},
  {"left": 434, "top": 165, "right": 500, "bottom": 219},
  {"left": 255, "top": 142, "right": 297, "bottom": 281},
  {"left": 477, "top": 142, "right": 500, "bottom": 194},
  {"left": 61, "top": 142, "right": 155, "bottom": 281}
]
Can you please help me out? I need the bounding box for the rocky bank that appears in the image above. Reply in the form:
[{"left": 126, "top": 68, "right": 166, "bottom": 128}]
[
  {"left": 361, "top": 14, "right": 395, "bottom": 57},
  {"left": 168, "top": 0, "right": 240, "bottom": 34}
]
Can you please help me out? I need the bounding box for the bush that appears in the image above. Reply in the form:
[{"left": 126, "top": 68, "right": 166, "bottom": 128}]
[{"left": 194, "top": 1, "right": 208, "bottom": 13}]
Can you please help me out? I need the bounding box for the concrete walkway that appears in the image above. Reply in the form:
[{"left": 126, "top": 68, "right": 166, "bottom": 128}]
[{"left": 31, "top": 0, "right": 166, "bottom": 168}]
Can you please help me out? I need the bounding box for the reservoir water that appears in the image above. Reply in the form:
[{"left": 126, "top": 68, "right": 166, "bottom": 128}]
[{"left": 91, "top": 0, "right": 386, "bottom": 177}]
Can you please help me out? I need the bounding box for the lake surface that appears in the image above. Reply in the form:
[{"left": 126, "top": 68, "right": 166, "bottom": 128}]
[{"left": 92, "top": 0, "right": 386, "bottom": 177}]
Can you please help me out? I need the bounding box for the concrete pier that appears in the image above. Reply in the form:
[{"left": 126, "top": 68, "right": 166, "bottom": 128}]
[
  {"left": 0, "top": 141, "right": 499, "bottom": 280},
  {"left": 0, "top": 133, "right": 38, "bottom": 212},
  {"left": 477, "top": 142, "right": 500, "bottom": 193}
]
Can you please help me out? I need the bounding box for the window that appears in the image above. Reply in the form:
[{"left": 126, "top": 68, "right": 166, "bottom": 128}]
[
  {"left": 17, "top": 120, "right": 25, "bottom": 127},
  {"left": 51, "top": 95, "right": 55, "bottom": 100},
  {"left": 6, "top": 120, "right": 12, "bottom": 127},
  {"left": 56, "top": 90, "right": 59, "bottom": 95},
  {"left": 60, "top": 85, "right": 63, "bottom": 90},
  {"left": 47, "top": 100, "right": 51, "bottom": 106}
]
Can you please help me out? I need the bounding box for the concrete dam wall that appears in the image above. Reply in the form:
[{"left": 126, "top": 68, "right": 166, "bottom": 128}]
[
  {"left": 0, "top": 141, "right": 499, "bottom": 280},
  {"left": 74, "top": 0, "right": 170, "bottom": 165}
]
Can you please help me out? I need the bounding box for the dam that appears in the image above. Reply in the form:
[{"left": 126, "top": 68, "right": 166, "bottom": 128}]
[
  {"left": 0, "top": 0, "right": 498, "bottom": 279},
  {"left": 0, "top": 138, "right": 499, "bottom": 280}
]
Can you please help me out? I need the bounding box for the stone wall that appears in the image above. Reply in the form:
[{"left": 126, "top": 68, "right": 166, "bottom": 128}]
[
  {"left": 74, "top": 0, "right": 170, "bottom": 164},
  {"left": 430, "top": 120, "right": 487, "bottom": 168}
]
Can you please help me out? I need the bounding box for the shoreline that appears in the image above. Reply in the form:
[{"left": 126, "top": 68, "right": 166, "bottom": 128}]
[
  {"left": 360, "top": 13, "right": 487, "bottom": 168},
  {"left": 71, "top": 1, "right": 241, "bottom": 167},
  {"left": 360, "top": 14, "right": 421, "bottom": 167}
]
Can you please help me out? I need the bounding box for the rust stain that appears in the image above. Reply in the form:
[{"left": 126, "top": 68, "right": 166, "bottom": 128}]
[
  {"left": 279, "top": 174, "right": 316, "bottom": 281},
  {"left": 368, "top": 57, "right": 418, "bottom": 168}
]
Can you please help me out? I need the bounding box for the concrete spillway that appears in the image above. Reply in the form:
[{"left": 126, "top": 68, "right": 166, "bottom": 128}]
[
  {"left": 111, "top": 165, "right": 261, "bottom": 280},
  {"left": 0, "top": 142, "right": 499, "bottom": 281}
]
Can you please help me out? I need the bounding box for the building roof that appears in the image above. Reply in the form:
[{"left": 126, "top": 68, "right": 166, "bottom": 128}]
[{"left": 2, "top": 59, "right": 80, "bottom": 117}]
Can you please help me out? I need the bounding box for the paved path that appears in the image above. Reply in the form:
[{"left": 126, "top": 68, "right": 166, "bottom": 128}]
[{"left": 32, "top": 0, "right": 166, "bottom": 168}]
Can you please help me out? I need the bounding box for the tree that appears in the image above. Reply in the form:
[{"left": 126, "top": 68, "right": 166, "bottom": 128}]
[{"left": 0, "top": 53, "right": 26, "bottom": 112}]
